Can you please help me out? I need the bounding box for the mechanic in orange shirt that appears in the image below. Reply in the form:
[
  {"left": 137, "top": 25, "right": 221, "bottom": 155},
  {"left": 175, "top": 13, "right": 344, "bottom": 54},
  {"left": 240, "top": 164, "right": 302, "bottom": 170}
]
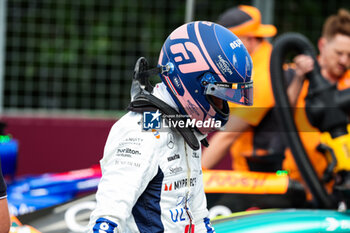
[
  {"left": 202, "top": 5, "right": 313, "bottom": 172},
  {"left": 283, "top": 9, "right": 350, "bottom": 190}
]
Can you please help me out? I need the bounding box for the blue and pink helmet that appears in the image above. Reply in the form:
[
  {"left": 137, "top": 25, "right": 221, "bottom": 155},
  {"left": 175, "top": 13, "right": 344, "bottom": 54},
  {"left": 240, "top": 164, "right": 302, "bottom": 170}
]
[{"left": 158, "top": 21, "right": 253, "bottom": 133}]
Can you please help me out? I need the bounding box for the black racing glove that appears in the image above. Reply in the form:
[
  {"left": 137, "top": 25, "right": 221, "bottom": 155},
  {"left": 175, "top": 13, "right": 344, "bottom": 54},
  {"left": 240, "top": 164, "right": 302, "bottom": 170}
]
[{"left": 0, "top": 160, "right": 6, "bottom": 198}]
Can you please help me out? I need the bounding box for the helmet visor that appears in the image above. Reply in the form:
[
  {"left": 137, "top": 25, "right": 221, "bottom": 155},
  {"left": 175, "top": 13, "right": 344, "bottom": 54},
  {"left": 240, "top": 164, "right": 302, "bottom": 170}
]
[{"left": 204, "top": 81, "right": 253, "bottom": 106}]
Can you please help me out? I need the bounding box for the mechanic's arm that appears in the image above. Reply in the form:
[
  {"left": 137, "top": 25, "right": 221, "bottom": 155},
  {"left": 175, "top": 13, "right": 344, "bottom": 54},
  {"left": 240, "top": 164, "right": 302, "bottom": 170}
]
[
  {"left": 202, "top": 115, "right": 251, "bottom": 169},
  {"left": 0, "top": 161, "right": 10, "bottom": 233},
  {"left": 287, "top": 54, "right": 314, "bottom": 106}
]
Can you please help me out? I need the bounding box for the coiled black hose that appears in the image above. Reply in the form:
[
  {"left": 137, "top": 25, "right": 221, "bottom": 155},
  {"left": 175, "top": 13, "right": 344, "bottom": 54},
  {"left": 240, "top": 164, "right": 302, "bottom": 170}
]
[{"left": 270, "top": 33, "right": 336, "bottom": 208}]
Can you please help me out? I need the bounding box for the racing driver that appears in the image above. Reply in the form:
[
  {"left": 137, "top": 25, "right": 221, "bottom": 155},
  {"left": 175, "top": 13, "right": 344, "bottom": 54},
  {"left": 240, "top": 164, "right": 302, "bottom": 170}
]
[{"left": 88, "top": 21, "right": 253, "bottom": 233}]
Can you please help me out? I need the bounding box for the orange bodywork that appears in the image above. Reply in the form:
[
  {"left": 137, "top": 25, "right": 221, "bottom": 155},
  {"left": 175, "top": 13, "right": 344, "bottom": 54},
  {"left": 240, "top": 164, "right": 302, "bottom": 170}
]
[{"left": 203, "top": 170, "right": 289, "bottom": 194}]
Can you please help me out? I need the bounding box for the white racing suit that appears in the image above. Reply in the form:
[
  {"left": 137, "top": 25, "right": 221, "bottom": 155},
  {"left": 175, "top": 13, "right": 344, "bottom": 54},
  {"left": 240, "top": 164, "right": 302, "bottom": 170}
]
[{"left": 87, "top": 84, "right": 215, "bottom": 233}]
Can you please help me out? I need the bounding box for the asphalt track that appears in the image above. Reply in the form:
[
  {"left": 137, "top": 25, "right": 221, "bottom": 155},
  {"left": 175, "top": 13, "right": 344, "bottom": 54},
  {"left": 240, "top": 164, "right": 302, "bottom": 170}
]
[{"left": 18, "top": 194, "right": 96, "bottom": 233}]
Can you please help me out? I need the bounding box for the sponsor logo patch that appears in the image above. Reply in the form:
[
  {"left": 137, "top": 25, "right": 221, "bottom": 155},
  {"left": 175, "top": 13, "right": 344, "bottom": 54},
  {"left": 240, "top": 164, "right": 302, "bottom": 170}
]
[
  {"left": 93, "top": 218, "right": 118, "bottom": 233},
  {"left": 164, "top": 183, "right": 173, "bottom": 191},
  {"left": 116, "top": 148, "right": 141, "bottom": 157},
  {"left": 215, "top": 54, "right": 233, "bottom": 75},
  {"left": 169, "top": 166, "right": 183, "bottom": 174},
  {"left": 174, "top": 178, "right": 197, "bottom": 190},
  {"left": 230, "top": 39, "right": 243, "bottom": 50},
  {"left": 173, "top": 76, "right": 182, "bottom": 88},
  {"left": 167, "top": 154, "right": 180, "bottom": 162},
  {"left": 167, "top": 133, "right": 175, "bottom": 149}
]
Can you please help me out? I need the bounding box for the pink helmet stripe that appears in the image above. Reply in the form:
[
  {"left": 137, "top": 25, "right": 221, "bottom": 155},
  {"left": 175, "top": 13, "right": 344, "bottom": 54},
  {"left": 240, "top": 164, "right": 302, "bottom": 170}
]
[
  {"left": 158, "top": 48, "right": 164, "bottom": 65},
  {"left": 194, "top": 22, "right": 228, "bottom": 82},
  {"left": 164, "top": 75, "right": 179, "bottom": 96},
  {"left": 170, "top": 24, "right": 189, "bottom": 40},
  {"left": 177, "top": 78, "right": 205, "bottom": 121}
]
